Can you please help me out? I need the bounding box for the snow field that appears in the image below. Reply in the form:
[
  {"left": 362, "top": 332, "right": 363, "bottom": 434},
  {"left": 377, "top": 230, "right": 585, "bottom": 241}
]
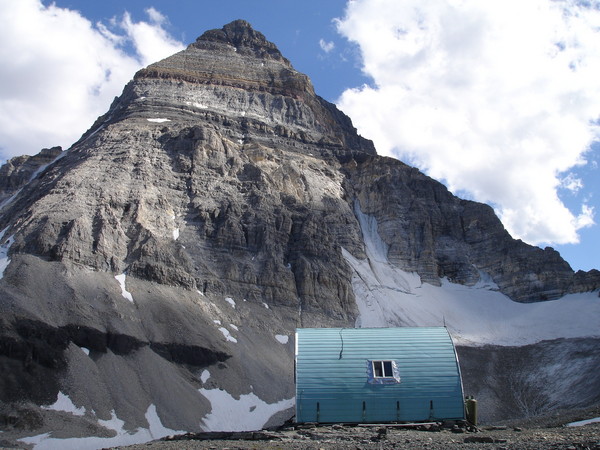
[
  {"left": 567, "top": 417, "right": 600, "bottom": 427},
  {"left": 19, "top": 404, "right": 182, "bottom": 450},
  {"left": 347, "top": 207, "right": 600, "bottom": 346},
  {"left": 0, "top": 227, "right": 14, "bottom": 279},
  {"left": 198, "top": 388, "right": 294, "bottom": 432},
  {"left": 42, "top": 392, "right": 85, "bottom": 416}
]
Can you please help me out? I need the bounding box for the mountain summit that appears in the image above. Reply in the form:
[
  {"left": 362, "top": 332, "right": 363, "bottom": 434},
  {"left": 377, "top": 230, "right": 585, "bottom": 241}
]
[
  {"left": 0, "top": 20, "right": 598, "bottom": 446},
  {"left": 92, "top": 19, "right": 375, "bottom": 159},
  {"left": 194, "top": 19, "right": 289, "bottom": 61}
]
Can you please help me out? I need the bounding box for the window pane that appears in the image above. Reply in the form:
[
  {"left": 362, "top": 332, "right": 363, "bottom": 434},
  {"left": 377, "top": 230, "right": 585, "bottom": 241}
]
[
  {"left": 383, "top": 361, "right": 393, "bottom": 377},
  {"left": 373, "top": 361, "right": 383, "bottom": 377}
]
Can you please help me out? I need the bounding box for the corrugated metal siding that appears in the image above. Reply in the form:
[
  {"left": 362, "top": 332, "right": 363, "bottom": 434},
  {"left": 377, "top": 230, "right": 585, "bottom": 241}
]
[{"left": 295, "top": 327, "right": 465, "bottom": 423}]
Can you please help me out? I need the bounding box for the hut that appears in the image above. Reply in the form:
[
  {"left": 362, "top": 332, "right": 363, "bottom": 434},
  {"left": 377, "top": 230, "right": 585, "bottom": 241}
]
[{"left": 295, "top": 327, "right": 465, "bottom": 423}]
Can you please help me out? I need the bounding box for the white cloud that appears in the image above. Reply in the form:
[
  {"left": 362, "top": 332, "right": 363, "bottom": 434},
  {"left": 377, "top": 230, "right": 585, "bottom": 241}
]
[
  {"left": 560, "top": 173, "right": 583, "bottom": 193},
  {"left": 336, "top": 0, "right": 600, "bottom": 245},
  {"left": 575, "top": 204, "right": 595, "bottom": 229},
  {"left": 120, "top": 7, "right": 183, "bottom": 67},
  {"left": 319, "top": 38, "right": 335, "bottom": 53},
  {"left": 0, "top": 0, "right": 184, "bottom": 161}
]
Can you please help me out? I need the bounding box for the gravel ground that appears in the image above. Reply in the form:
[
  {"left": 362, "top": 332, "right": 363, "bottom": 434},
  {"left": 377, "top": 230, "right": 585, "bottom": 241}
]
[
  {"left": 111, "top": 426, "right": 600, "bottom": 450},
  {"left": 112, "top": 406, "right": 600, "bottom": 450}
]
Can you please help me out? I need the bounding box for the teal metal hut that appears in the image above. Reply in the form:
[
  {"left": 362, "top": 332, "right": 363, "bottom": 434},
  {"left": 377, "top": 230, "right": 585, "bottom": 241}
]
[{"left": 295, "top": 327, "right": 465, "bottom": 423}]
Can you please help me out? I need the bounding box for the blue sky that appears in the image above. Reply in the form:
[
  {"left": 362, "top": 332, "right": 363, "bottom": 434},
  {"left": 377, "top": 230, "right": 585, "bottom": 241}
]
[{"left": 0, "top": 0, "right": 598, "bottom": 272}]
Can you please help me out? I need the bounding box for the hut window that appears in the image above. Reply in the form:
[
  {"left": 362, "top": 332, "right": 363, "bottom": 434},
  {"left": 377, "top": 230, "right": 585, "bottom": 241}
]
[
  {"left": 367, "top": 360, "right": 400, "bottom": 384},
  {"left": 373, "top": 360, "right": 393, "bottom": 377}
]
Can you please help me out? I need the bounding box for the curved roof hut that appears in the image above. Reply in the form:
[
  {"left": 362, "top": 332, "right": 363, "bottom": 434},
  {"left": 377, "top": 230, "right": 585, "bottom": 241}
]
[{"left": 295, "top": 327, "right": 465, "bottom": 423}]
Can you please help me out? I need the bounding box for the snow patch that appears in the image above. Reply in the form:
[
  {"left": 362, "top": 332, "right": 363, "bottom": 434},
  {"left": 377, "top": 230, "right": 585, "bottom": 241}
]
[
  {"left": 566, "top": 417, "right": 600, "bottom": 427},
  {"left": 199, "top": 388, "right": 294, "bottom": 431},
  {"left": 197, "top": 290, "right": 204, "bottom": 296},
  {"left": 229, "top": 324, "right": 239, "bottom": 331},
  {"left": 80, "top": 347, "right": 90, "bottom": 356},
  {"left": 346, "top": 206, "right": 600, "bottom": 346},
  {"left": 225, "top": 297, "right": 236, "bottom": 308},
  {"left": 147, "top": 118, "right": 170, "bottom": 123},
  {"left": 218, "top": 327, "right": 237, "bottom": 343},
  {"left": 42, "top": 392, "right": 85, "bottom": 416},
  {"left": 20, "top": 405, "right": 182, "bottom": 449},
  {"left": 80, "top": 124, "right": 105, "bottom": 144},
  {"left": 114, "top": 274, "right": 134, "bottom": 303},
  {"left": 27, "top": 151, "right": 66, "bottom": 183},
  {"left": 213, "top": 320, "right": 221, "bottom": 325},
  {"left": 185, "top": 101, "right": 208, "bottom": 109},
  {"left": 262, "top": 302, "right": 269, "bottom": 309},
  {"left": 275, "top": 334, "right": 289, "bottom": 344},
  {"left": 0, "top": 227, "right": 15, "bottom": 279},
  {"left": 200, "top": 370, "right": 211, "bottom": 383},
  {"left": 98, "top": 409, "right": 125, "bottom": 433},
  {"left": 0, "top": 188, "right": 22, "bottom": 211},
  {"left": 172, "top": 228, "right": 179, "bottom": 240}
]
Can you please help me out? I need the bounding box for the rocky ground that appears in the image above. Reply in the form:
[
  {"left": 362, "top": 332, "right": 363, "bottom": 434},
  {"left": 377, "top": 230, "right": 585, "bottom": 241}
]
[{"left": 113, "top": 406, "right": 600, "bottom": 450}]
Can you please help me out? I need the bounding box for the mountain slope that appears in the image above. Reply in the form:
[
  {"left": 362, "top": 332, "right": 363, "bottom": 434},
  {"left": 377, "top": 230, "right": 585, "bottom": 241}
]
[{"left": 0, "top": 19, "right": 598, "bottom": 447}]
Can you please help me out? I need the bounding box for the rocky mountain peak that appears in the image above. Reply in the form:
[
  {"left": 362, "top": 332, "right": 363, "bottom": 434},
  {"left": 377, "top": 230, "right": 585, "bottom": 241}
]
[
  {"left": 105, "top": 20, "right": 376, "bottom": 158},
  {"left": 194, "top": 19, "right": 287, "bottom": 62},
  {"left": 135, "top": 19, "right": 303, "bottom": 97}
]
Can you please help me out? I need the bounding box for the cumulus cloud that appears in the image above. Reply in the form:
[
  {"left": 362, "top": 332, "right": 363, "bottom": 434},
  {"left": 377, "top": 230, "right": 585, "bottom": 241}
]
[
  {"left": 0, "top": 1, "right": 184, "bottom": 161},
  {"left": 336, "top": 0, "right": 600, "bottom": 245}
]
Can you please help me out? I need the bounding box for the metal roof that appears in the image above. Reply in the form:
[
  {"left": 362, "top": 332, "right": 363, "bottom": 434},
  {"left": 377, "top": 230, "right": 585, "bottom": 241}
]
[{"left": 295, "top": 327, "right": 465, "bottom": 423}]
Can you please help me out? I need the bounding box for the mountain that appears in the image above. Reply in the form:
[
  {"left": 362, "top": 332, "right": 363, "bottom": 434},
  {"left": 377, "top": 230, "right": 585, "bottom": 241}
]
[{"left": 1, "top": 20, "right": 599, "bottom": 448}]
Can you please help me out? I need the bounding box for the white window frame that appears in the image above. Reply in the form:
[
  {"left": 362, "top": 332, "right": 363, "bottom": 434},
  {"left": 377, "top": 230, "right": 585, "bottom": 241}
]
[
  {"left": 372, "top": 360, "right": 394, "bottom": 378},
  {"left": 367, "top": 359, "right": 401, "bottom": 384}
]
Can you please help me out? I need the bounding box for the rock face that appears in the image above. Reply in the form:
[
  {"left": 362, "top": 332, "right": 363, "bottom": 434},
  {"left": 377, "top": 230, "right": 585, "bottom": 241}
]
[
  {"left": 0, "top": 146, "right": 62, "bottom": 205},
  {"left": 344, "top": 155, "right": 598, "bottom": 302},
  {"left": 0, "top": 20, "right": 598, "bottom": 443}
]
